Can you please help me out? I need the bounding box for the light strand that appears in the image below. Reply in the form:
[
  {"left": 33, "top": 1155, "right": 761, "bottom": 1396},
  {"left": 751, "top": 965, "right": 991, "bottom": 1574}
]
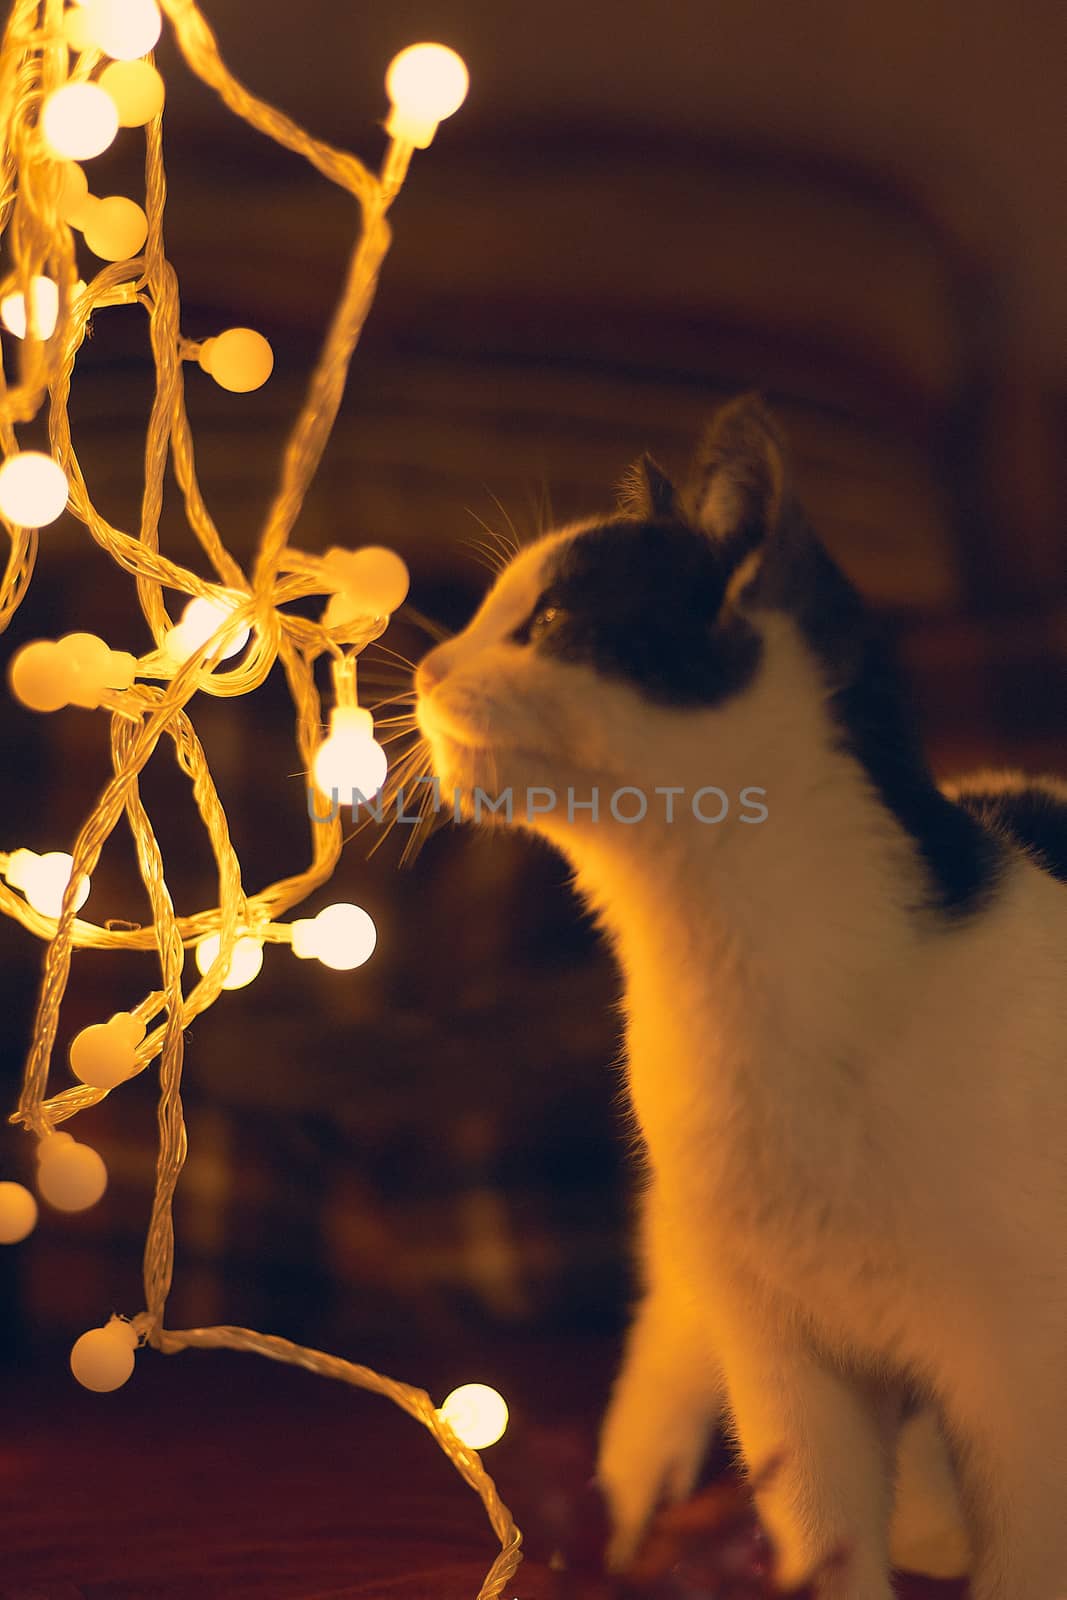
[{"left": 0, "top": 5, "right": 519, "bottom": 1594}]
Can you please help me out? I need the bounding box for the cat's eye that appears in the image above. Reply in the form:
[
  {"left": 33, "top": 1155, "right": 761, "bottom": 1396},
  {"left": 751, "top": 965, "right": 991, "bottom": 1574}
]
[{"left": 528, "top": 605, "right": 559, "bottom": 639}]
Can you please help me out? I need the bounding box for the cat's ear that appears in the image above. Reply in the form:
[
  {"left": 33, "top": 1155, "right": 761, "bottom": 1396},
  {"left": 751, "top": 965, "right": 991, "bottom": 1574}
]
[
  {"left": 684, "top": 393, "right": 787, "bottom": 548},
  {"left": 615, "top": 451, "right": 681, "bottom": 520}
]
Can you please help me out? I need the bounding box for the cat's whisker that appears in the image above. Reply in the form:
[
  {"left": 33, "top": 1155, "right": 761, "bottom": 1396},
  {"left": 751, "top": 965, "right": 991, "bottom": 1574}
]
[
  {"left": 400, "top": 603, "right": 453, "bottom": 644},
  {"left": 481, "top": 488, "right": 523, "bottom": 556}
]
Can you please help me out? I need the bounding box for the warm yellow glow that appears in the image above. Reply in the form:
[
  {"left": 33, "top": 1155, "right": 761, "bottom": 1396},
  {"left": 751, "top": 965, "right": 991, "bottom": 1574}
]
[
  {"left": 9, "top": 632, "right": 136, "bottom": 712},
  {"left": 57, "top": 160, "right": 94, "bottom": 226},
  {"left": 82, "top": 194, "right": 148, "bottom": 260},
  {"left": 63, "top": 4, "right": 95, "bottom": 51},
  {"left": 195, "top": 932, "right": 265, "bottom": 990},
  {"left": 0, "top": 452, "right": 69, "bottom": 526},
  {"left": 0, "top": 1181, "right": 38, "bottom": 1244},
  {"left": 82, "top": 0, "right": 162, "bottom": 61},
  {"left": 40, "top": 82, "right": 119, "bottom": 161},
  {"left": 197, "top": 327, "right": 274, "bottom": 392},
  {"left": 323, "top": 545, "right": 410, "bottom": 623},
  {"left": 99, "top": 58, "right": 165, "bottom": 126},
  {"left": 69, "top": 1012, "right": 146, "bottom": 1090},
  {"left": 385, "top": 44, "right": 469, "bottom": 148},
  {"left": 70, "top": 1317, "right": 138, "bottom": 1391},
  {"left": 163, "top": 595, "right": 251, "bottom": 663},
  {"left": 5, "top": 848, "right": 91, "bottom": 917},
  {"left": 36, "top": 1132, "right": 108, "bottom": 1211},
  {"left": 1, "top": 275, "right": 59, "bottom": 339},
  {"left": 438, "top": 1383, "right": 509, "bottom": 1449},
  {"left": 291, "top": 902, "right": 377, "bottom": 969},
  {"left": 312, "top": 706, "right": 388, "bottom": 801}
]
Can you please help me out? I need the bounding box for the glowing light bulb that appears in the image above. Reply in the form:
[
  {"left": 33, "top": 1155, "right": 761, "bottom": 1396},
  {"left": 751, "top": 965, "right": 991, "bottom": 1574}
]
[
  {"left": 5, "top": 848, "right": 91, "bottom": 917},
  {"left": 81, "top": 0, "right": 162, "bottom": 60},
  {"left": 63, "top": 4, "right": 95, "bottom": 50},
  {"left": 0, "top": 452, "right": 69, "bottom": 526},
  {"left": 57, "top": 161, "right": 95, "bottom": 227},
  {"left": 82, "top": 194, "right": 147, "bottom": 260},
  {"left": 1, "top": 276, "right": 59, "bottom": 340},
  {"left": 291, "top": 902, "right": 377, "bottom": 970},
  {"left": 40, "top": 82, "right": 119, "bottom": 161},
  {"left": 163, "top": 595, "right": 251, "bottom": 663},
  {"left": 385, "top": 43, "right": 469, "bottom": 148},
  {"left": 70, "top": 1316, "right": 138, "bottom": 1391},
  {"left": 312, "top": 706, "right": 388, "bottom": 803},
  {"left": 36, "top": 1131, "right": 108, "bottom": 1211},
  {"left": 9, "top": 632, "right": 136, "bottom": 712},
  {"left": 0, "top": 1181, "right": 38, "bottom": 1244},
  {"left": 69, "top": 1011, "right": 146, "bottom": 1089},
  {"left": 195, "top": 932, "right": 264, "bottom": 990},
  {"left": 437, "top": 1383, "right": 509, "bottom": 1449},
  {"left": 99, "top": 58, "right": 165, "bottom": 126},
  {"left": 197, "top": 327, "right": 274, "bottom": 393},
  {"left": 322, "top": 545, "right": 410, "bottom": 624}
]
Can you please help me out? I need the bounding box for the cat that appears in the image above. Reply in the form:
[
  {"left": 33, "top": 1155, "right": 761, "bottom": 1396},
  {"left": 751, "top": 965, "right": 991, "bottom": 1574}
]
[{"left": 412, "top": 394, "right": 1067, "bottom": 1599}]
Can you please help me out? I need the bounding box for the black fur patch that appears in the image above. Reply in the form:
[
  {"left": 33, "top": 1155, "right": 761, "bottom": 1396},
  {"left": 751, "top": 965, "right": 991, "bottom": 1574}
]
[
  {"left": 952, "top": 778, "right": 1067, "bottom": 884},
  {"left": 511, "top": 517, "right": 762, "bottom": 707},
  {"left": 748, "top": 505, "right": 1005, "bottom": 920}
]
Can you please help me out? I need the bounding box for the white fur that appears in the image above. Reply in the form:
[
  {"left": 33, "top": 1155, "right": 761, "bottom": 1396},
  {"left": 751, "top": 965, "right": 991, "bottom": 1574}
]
[{"left": 416, "top": 529, "right": 1067, "bottom": 1599}]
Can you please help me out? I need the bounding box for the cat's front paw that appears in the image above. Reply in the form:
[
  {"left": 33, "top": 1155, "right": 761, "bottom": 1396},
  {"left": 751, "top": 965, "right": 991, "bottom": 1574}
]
[{"left": 596, "top": 1384, "right": 713, "bottom": 1572}]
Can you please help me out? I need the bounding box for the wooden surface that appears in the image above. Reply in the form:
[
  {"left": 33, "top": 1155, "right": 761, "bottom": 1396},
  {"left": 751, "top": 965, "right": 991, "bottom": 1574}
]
[{"left": 0, "top": 1334, "right": 967, "bottom": 1599}]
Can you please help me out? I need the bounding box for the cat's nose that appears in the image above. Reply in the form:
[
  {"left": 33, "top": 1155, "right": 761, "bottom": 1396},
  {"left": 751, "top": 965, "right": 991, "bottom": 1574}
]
[{"left": 416, "top": 643, "right": 451, "bottom": 694}]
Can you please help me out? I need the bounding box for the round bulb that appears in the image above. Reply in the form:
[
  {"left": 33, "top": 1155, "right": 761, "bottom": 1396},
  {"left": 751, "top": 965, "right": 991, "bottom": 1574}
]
[
  {"left": 437, "top": 1383, "right": 509, "bottom": 1450},
  {"left": 164, "top": 595, "right": 251, "bottom": 663},
  {"left": 385, "top": 43, "right": 469, "bottom": 147},
  {"left": 1, "top": 276, "right": 59, "bottom": 340},
  {"left": 37, "top": 1133, "right": 108, "bottom": 1211},
  {"left": 195, "top": 932, "right": 264, "bottom": 990},
  {"left": 63, "top": 5, "right": 95, "bottom": 50},
  {"left": 70, "top": 1318, "right": 138, "bottom": 1392},
  {"left": 99, "top": 58, "right": 165, "bottom": 126},
  {"left": 82, "top": 194, "right": 147, "bottom": 260},
  {"left": 292, "top": 902, "right": 377, "bottom": 970},
  {"left": 0, "top": 452, "right": 69, "bottom": 526},
  {"left": 57, "top": 161, "right": 95, "bottom": 227},
  {"left": 323, "top": 545, "right": 410, "bottom": 619},
  {"left": 9, "top": 640, "right": 69, "bottom": 711},
  {"left": 40, "top": 82, "right": 119, "bottom": 160},
  {"left": 6, "top": 848, "right": 91, "bottom": 917},
  {"left": 312, "top": 707, "right": 388, "bottom": 803},
  {"left": 70, "top": 1011, "right": 145, "bottom": 1089},
  {"left": 82, "top": 0, "right": 162, "bottom": 60},
  {"left": 198, "top": 327, "right": 273, "bottom": 393},
  {"left": 0, "top": 1181, "right": 38, "bottom": 1244}
]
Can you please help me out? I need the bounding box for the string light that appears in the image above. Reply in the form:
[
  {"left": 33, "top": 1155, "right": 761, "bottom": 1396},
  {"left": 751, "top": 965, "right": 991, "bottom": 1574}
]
[
  {"left": 99, "top": 59, "right": 166, "bottom": 126},
  {"left": 195, "top": 931, "right": 265, "bottom": 990},
  {"left": 0, "top": 452, "right": 69, "bottom": 526},
  {"left": 0, "top": 1180, "right": 38, "bottom": 1243},
  {"left": 36, "top": 1132, "right": 108, "bottom": 1211},
  {"left": 70, "top": 1316, "right": 139, "bottom": 1391},
  {"left": 291, "top": 902, "right": 377, "bottom": 969},
  {"left": 1, "top": 275, "right": 59, "bottom": 339},
  {"left": 0, "top": 5, "right": 519, "bottom": 1592},
  {"left": 40, "top": 82, "right": 120, "bottom": 160},
  {"left": 439, "top": 1383, "right": 510, "bottom": 1450},
  {"left": 197, "top": 327, "right": 274, "bottom": 392},
  {"left": 323, "top": 544, "right": 410, "bottom": 625},
  {"left": 82, "top": 194, "right": 149, "bottom": 260},
  {"left": 385, "top": 43, "right": 470, "bottom": 148},
  {"left": 312, "top": 705, "right": 388, "bottom": 802},
  {"left": 4, "top": 849, "right": 91, "bottom": 916}
]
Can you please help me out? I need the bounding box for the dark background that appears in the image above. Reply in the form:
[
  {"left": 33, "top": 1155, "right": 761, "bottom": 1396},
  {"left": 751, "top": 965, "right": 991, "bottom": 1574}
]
[{"left": 0, "top": 1, "right": 1065, "bottom": 1587}]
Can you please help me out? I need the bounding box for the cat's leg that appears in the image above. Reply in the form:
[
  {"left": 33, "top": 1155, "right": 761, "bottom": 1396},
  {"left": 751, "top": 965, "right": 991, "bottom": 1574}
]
[
  {"left": 718, "top": 1320, "right": 898, "bottom": 1600},
  {"left": 938, "top": 1359, "right": 1067, "bottom": 1600},
  {"left": 888, "top": 1405, "right": 970, "bottom": 1579},
  {"left": 597, "top": 1280, "right": 726, "bottom": 1571}
]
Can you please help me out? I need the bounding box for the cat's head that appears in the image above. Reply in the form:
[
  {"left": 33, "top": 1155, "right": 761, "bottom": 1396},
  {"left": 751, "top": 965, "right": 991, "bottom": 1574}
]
[{"left": 414, "top": 394, "right": 860, "bottom": 839}]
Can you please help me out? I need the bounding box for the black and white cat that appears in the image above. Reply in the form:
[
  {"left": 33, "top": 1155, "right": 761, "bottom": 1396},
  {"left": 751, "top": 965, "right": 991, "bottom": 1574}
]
[{"left": 413, "top": 396, "right": 1067, "bottom": 1599}]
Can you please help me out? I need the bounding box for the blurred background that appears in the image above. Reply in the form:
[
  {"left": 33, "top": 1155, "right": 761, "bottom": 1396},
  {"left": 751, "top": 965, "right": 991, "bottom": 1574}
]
[{"left": 1, "top": 0, "right": 1065, "bottom": 1448}]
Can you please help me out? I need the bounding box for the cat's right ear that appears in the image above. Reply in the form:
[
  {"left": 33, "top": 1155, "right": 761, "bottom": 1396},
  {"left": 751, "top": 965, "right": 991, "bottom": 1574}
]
[{"left": 684, "top": 393, "right": 788, "bottom": 551}]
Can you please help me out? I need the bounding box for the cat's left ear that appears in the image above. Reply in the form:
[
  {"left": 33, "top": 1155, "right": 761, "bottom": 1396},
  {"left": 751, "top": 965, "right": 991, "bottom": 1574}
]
[
  {"left": 683, "top": 393, "right": 788, "bottom": 551},
  {"left": 615, "top": 451, "right": 681, "bottom": 520}
]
